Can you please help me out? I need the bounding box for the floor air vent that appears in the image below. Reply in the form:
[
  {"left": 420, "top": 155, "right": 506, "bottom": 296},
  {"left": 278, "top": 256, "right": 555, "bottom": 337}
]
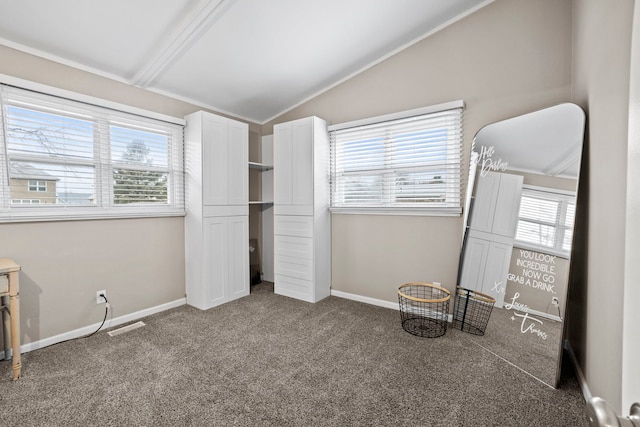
[{"left": 107, "top": 321, "right": 146, "bottom": 337}]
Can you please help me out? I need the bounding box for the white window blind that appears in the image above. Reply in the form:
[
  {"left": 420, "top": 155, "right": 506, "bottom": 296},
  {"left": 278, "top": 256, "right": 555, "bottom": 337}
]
[
  {"left": 515, "top": 187, "right": 575, "bottom": 256},
  {"left": 329, "top": 103, "right": 463, "bottom": 215},
  {"left": 0, "top": 85, "right": 184, "bottom": 221}
]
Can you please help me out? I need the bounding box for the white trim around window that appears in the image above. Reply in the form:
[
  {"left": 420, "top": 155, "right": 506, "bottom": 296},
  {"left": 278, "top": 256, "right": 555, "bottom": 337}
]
[
  {"left": 0, "top": 78, "right": 185, "bottom": 223},
  {"left": 329, "top": 100, "right": 464, "bottom": 216}
]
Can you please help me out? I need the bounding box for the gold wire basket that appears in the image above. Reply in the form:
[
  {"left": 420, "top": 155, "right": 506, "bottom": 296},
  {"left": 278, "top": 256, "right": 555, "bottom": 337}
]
[{"left": 397, "top": 282, "right": 451, "bottom": 338}]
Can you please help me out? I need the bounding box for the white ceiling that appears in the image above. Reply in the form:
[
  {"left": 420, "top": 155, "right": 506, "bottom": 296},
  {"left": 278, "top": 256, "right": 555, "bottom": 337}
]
[{"left": 0, "top": 0, "right": 490, "bottom": 124}]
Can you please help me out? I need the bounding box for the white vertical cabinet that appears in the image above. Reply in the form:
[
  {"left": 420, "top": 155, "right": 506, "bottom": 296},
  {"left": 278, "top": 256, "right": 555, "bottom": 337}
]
[
  {"left": 460, "top": 171, "right": 523, "bottom": 307},
  {"left": 273, "top": 116, "right": 330, "bottom": 303},
  {"left": 274, "top": 118, "right": 315, "bottom": 215},
  {"left": 202, "top": 114, "right": 248, "bottom": 206},
  {"left": 185, "top": 111, "right": 249, "bottom": 310}
]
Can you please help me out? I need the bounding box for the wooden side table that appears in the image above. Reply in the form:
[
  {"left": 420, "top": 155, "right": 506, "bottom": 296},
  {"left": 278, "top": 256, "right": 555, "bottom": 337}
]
[{"left": 0, "top": 258, "right": 21, "bottom": 380}]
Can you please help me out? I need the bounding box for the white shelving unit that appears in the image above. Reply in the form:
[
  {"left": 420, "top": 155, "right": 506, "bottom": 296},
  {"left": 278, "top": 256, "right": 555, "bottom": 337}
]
[
  {"left": 248, "top": 162, "right": 274, "bottom": 205},
  {"left": 248, "top": 136, "right": 275, "bottom": 283},
  {"left": 184, "top": 110, "right": 249, "bottom": 310},
  {"left": 273, "top": 116, "right": 330, "bottom": 303}
]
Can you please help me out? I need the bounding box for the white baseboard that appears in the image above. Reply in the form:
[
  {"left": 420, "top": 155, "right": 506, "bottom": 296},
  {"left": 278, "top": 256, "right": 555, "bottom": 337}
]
[
  {"left": 564, "top": 339, "right": 592, "bottom": 402},
  {"left": 330, "top": 289, "right": 454, "bottom": 322},
  {"left": 1, "top": 298, "right": 186, "bottom": 358},
  {"left": 331, "top": 289, "right": 399, "bottom": 310}
]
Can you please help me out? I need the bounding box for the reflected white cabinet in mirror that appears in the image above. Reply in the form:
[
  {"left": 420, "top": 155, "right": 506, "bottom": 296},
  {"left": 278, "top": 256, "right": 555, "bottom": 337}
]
[{"left": 459, "top": 103, "right": 586, "bottom": 388}]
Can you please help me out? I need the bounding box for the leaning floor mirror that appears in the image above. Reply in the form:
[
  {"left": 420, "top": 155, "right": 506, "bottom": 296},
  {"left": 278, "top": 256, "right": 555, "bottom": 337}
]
[{"left": 458, "top": 103, "right": 586, "bottom": 388}]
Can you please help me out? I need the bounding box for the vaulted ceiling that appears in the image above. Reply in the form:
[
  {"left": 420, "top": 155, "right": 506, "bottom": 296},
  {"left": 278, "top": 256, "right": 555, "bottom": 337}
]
[{"left": 0, "top": 0, "right": 490, "bottom": 123}]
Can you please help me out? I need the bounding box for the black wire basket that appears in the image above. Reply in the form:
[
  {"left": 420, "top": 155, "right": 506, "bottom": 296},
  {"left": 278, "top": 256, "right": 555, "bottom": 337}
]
[
  {"left": 397, "top": 282, "right": 451, "bottom": 338},
  {"left": 452, "top": 287, "right": 496, "bottom": 336}
]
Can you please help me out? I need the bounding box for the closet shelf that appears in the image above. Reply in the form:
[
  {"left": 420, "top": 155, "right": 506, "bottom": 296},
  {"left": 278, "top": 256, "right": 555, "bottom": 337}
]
[
  {"left": 249, "top": 200, "right": 274, "bottom": 205},
  {"left": 248, "top": 162, "right": 273, "bottom": 171}
]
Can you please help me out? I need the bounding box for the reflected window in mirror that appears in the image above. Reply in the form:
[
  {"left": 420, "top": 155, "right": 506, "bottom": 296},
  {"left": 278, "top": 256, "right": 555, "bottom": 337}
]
[{"left": 515, "top": 186, "right": 576, "bottom": 258}]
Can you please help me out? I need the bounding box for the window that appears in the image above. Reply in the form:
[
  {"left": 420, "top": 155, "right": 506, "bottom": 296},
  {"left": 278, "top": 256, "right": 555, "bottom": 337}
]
[
  {"left": 515, "top": 186, "right": 576, "bottom": 256},
  {"left": 28, "top": 180, "right": 47, "bottom": 192},
  {"left": 12, "top": 199, "right": 40, "bottom": 204},
  {"left": 0, "top": 84, "right": 184, "bottom": 221},
  {"left": 329, "top": 101, "right": 463, "bottom": 215}
]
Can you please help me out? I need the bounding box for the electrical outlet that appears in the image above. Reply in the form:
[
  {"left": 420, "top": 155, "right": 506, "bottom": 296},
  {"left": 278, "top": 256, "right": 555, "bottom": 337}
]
[
  {"left": 96, "top": 290, "right": 106, "bottom": 304},
  {"left": 551, "top": 297, "right": 559, "bottom": 306}
]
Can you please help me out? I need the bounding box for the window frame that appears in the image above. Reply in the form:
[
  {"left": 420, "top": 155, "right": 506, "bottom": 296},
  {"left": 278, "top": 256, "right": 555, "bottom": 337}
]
[
  {"left": 514, "top": 185, "right": 576, "bottom": 259},
  {"left": 0, "top": 76, "right": 185, "bottom": 223},
  {"left": 28, "top": 180, "right": 47, "bottom": 192},
  {"left": 328, "top": 101, "right": 464, "bottom": 216}
]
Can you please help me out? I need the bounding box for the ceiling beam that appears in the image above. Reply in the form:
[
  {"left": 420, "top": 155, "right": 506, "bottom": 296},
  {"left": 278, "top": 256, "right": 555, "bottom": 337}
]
[{"left": 131, "top": 0, "right": 237, "bottom": 88}]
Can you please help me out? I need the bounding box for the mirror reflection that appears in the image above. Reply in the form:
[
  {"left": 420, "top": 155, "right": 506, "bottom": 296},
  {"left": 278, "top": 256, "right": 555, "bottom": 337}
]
[{"left": 458, "top": 103, "right": 585, "bottom": 388}]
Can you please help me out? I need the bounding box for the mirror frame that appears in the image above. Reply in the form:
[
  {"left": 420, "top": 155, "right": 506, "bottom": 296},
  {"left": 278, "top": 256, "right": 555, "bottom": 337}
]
[{"left": 458, "top": 102, "right": 586, "bottom": 388}]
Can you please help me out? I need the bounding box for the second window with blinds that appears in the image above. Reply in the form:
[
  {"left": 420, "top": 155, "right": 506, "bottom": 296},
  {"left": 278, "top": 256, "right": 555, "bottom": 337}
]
[{"left": 329, "top": 101, "right": 463, "bottom": 216}]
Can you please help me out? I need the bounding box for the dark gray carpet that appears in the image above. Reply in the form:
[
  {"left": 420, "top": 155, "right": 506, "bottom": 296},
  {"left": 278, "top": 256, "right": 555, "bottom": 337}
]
[{"left": 0, "top": 282, "right": 588, "bottom": 426}]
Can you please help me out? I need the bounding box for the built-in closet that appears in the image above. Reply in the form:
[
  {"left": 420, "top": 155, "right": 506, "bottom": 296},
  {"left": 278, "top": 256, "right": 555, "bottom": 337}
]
[
  {"left": 184, "top": 111, "right": 249, "bottom": 309},
  {"left": 185, "top": 112, "right": 330, "bottom": 308},
  {"left": 273, "top": 116, "right": 331, "bottom": 303}
]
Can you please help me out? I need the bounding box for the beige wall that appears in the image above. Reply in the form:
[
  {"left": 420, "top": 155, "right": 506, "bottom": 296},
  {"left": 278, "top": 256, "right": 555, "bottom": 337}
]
[
  {"left": 265, "top": 0, "right": 573, "bottom": 302},
  {"left": 0, "top": 218, "right": 185, "bottom": 341},
  {"left": 569, "top": 0, "right": 636, "bottom": 414},
  {"left": 0, "top": 44, "right": 260, "bottom": 347}
]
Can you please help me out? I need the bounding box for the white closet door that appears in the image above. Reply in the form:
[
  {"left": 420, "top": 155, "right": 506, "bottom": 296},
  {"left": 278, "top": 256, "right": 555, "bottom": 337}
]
[
  {"left": 202, "top": 114, "right": 229, "bottom": 206},
  {"left": 227, "top": 215, "right": 249, "bottom": 300},
  {"left": 291, "top": 119, "right": 313, "bottom": 207},
  {"left": 274, "top": 123, "right": 293, "bottom": 205},
  {"left": 203, "top": 217, "right": 227, "bottom": 308},
  {"left": 227, "top": 120, "right": 248, "bottom": 206}
]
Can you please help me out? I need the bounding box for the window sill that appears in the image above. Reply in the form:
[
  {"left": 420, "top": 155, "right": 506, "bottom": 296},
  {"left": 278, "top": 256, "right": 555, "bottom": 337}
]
[
  {"left": 0, "top": 208, "right": 185, "bottom": 223},
  {"left": 329, "top": 207, "right": 461, "bottom": 217}
]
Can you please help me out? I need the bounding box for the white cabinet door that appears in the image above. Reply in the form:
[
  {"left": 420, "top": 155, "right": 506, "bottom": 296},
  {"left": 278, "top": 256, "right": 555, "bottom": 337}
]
[
  {"left": 203, "top": 216, "right": 227, "bottom": 308},
  {"left": 274, "top": 117, "right": 314, "bottom": 209},
  {"left": 202, "top": 114, "right": 229, "bottom": 206},
  {"left": 274, "top": 123, "right": 293, "bottom": 206},
  {"left": 201, "top": 215, "right": 249, "bottom": 309},
  {"left": 227, "top": 120, "right": 248, "bottom": 206},
  {"left": 201, "top": 112, "right": 247, "bottom": 206},
  {"left": 291, "top": 119, "right": 313, "bottom": 207},
  {"left": 227, "top": 215, "right": 249, "bottom": 300}
]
